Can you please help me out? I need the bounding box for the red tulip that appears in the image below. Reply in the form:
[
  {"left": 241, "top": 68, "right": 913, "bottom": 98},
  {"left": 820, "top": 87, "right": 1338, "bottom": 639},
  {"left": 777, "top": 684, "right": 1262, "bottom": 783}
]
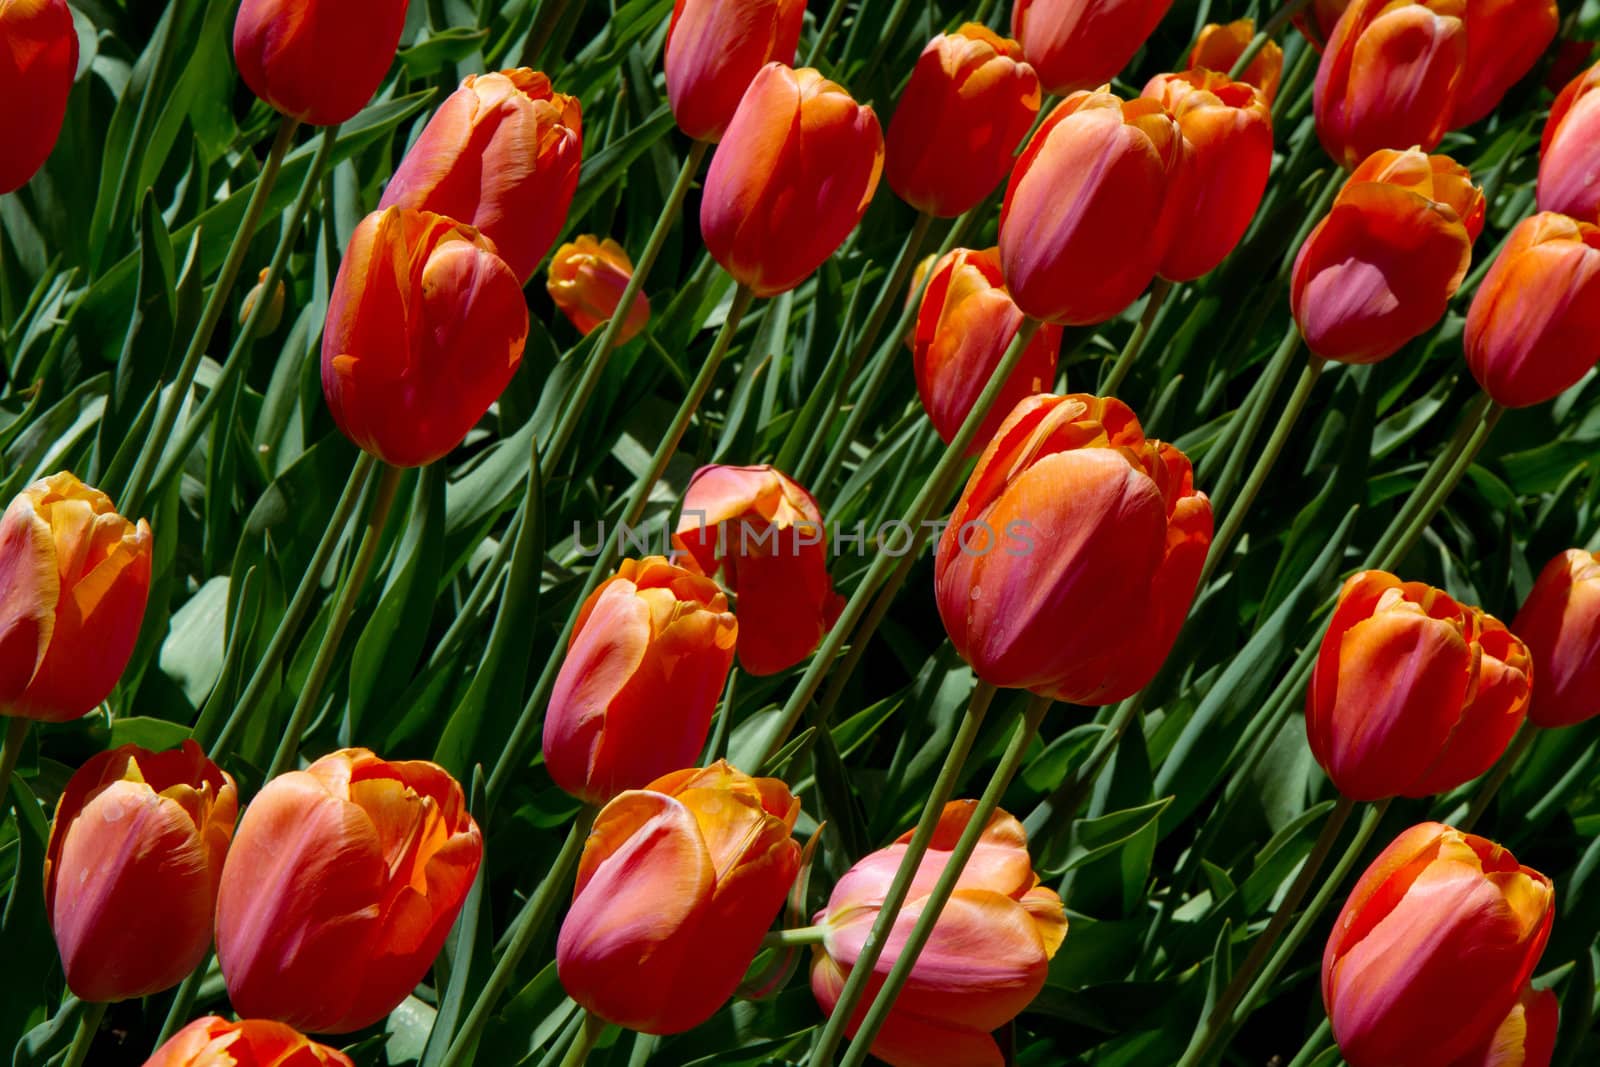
[
  {"left": 1448, "top": 984, "right": 1559, "bottom": 1067},
  {"left": 1011, "top": 0, "right": 1177, "bottom": 95},
  {"left": 1512, "top": 549, "right": 1600, "bottom": 728},
  {"left": 546, "top": 236, "right": 651, "bottom": 343},
  {"left": 1537, "top": 60, "right": 1600, "bottom": 227},
  {"left": 233, "top": 0, "right": 410, "bottom": 126},
  {"left": 0, "top": 0, "right": 77, "bottom": 194},
  {"left": 147, "top": 1016, "right": 354, "bottom": 1067},
  {"left": 1190, "top": 20, "right": 1283, "bottom": 102},
  {"left": 1452, "top": 0, "right": 1558, "bottom": 126},
  {"left": 664, "top": 0, "right": 806, "bottom": 141}
]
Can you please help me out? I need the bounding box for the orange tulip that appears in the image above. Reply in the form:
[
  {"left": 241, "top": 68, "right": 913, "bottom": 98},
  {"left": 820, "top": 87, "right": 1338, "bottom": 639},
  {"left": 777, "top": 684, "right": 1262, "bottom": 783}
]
[
  {"left": 934, "top": 394, "right": 1212, "bottom": 705},
  {"left": 1143, "top": 70, "right": 1274, "bottom": 282},
  {"left": 1314, "top": 0, "right": 1467, "bottom": 169},
  {"left": 1448, "top": 984, "right": 1559, "bottom": 1067},
  {"left": 885, "top": 24, "right": 1042, "bottom": 218},
  {"left": 321, "top": 207, "right": 529, "bottom": 468},
  {"left": 1464, "top": 212, "right": 1600, "bottom": 408},
  {"left": 544, "top": 556, "right": 737, "bottom": 805},
  {"left": 556, "top": 761, "right": 801, "bottom": 1034},
  {"left": 1190, "top": 20, "right": 1283, "bottom": 102},
  {"left": 673, "top": 464, "right": 843, "bottom": 676},
  {"left": 999, "top": 88, "right": 1187, "bottom": 325},
  {"left": 912, "top": 248, "right": 1061, "bottom": 452},
  {"left": 239, "top": 267, "right": 287, "bottom": 335},
  {"left": 810, "top": 802, "right": 1067, "bottom": 1067},
  {"left": 1324, "top": 823, "right": 1554, "bottom": 1067},
  {"left": 664, "top": 0, "right": 805, "bottom": 141},
  {"left": 379, "top": 69, "right": 582, "bottom": 284},
  {"left": 1011, "top": 0, "right": 1177, "bottom": 95},
  {"left": 45, "top": 741, "right": 235, "bottom": 1002},
  {"left": 1291, "top": 148, "right": 1481, "bottom": 364},
  {"left": 147, "top": 1016, "right": 354, "bottom": 1067},
  {"left": 546, "top": 236, "right": 651, "bottom": 343},
  {"left": 1307, "top": 571, "right": 1531, "bottom": 800},
  {"left": 1537, "top": 61, "right": 1600, "bottom": 225},
  {"left": 0, "top": 472, "right": 151, "bottom": 722},
  {"left": 232, "top": 0, "right": 409, "bottom": 126},
  {"left": 1452, "top": 0, "right": 1558, "bottom": 126},
  {"left": 0, "top": 0, "right": 77, "bottom": 194},
  {"left": 904, "top": 252, "right": 939, "bottom": 347},
  {"left": 1512, "top": 549, "right": 1600, "bottom": 729},
  {"left": 215, "top": 749, "right": 482, "bottom": 1034}
]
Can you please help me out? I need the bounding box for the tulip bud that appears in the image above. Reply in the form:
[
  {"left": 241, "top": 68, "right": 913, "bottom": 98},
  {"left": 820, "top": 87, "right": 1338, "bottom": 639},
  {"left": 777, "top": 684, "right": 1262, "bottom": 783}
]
[
  {"left": 999, "top": 88, "right": 1187, "bottom": 325},
  {"left": 1143, "top": 70, "right": 1274, "bottom": 282},
  {"left": 379, "top": 69, "right": 582, "bottom": 284},
  {"left": 904, "top": 253, "right": 939, "bottom": 349},
  {"left": 935, "top": 394, "right": 1212, "bottom": 705},
  {"left": 1451, "top": 984, "right": 1559, "bottom": 1067},
  {"left": 701, "top": 63, "right": 884, "bottom": 297},
  {"left": 0, "top": 0, "right": 77, "bottom": 194},
  {"left": 321, "top": 207, "right": 529, "bottom": 468},
  {"left": 1307, "top": 571, "right": 1532, "bottom": 800},
  {"left": 1291, "top": 148, "right": 1480, "bottom": 364},
  {"left": 556, "top": 761, "right": 801, "bottom": 1034},
  {"left": 912, "top": 248, "right": 1061, "bottom": 451},
  {"left": 233, "top": 0, "right": 409, "bottom": 127},
  {"left": 0, "top": 472, "right": 151, "bottom": 722},
  {"left": 1324, "top": 823, "right": 1554, "bottom": 1067},
  {"left": 1190, "top": 20, "right": 1283, "bottom": 102},
  {"left": 1464, "top": 212, "right": 1600, "bottom": 409},
  {"left": 45, "top": 741, "right": 235, "bottom": 1002},
  {"left": 1314, "top": 0, "right": 1467, "bottom": 169},
  {"left": 546, "top": 236, "right": 651, "bottom": 344},
  {"left": 811, "top": 802, "right": 1067, "bottom": 1067},
  {"left": 148, "top": 1016, "right": 354, "bottom": 1067},
  {"left": 1452, "top": 0, "right": 1558, "bottom": 126},
  {"left": 1011, "top": 0, "right": 1177, "bottom": 95},
  {"left": 885, "top": 25, "right": 1042, "bottom": 218},
  {"left": 239, "top": 268, "right": 287, "bottom": 335},
  {"left": 664, "top": 0, "right": 806, "bottom": 141},
  {"left": 544, "top": 556, "right": 737, "bottom": 806},
  {"left": 1512, "top": 550, "right": 1600, "bottom": 729},
  {"left": 1537, "top": 61, "right": 1600, "bottom": 224},
  {"left": 215, "top": 748, "right": 482, "bottom": 1034}
]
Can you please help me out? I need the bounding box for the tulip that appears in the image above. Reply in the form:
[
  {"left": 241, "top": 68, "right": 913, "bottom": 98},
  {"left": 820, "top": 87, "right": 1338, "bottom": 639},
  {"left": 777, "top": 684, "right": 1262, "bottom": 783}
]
[
  {"left": 999, "top": 88, "right": 1187, "bottom": 325},
  {"left": 904, "top": 253, "right": 939, "bottom": 347},
  {"left": 1314, "top": 0, "right": 1467, "bottom": 169},
  {"left": 912, "top": 248, "right": 1061, "bottom": 451},
  {"left": 321, "top": 207, "right": 529, "bottom": 468},
  {"left": 546, "top": 236, "right": 651, "bottom": 344},
  {"left": 215, "top": 748, "right": 482, "bottom": 1034},
  {"left": 885, "top": 24, "right": 1042, "bottom": 218},
  {"left": 556, "top": 761, "right": 801, "bottom": 1034},
  {"left": 664, "top": 0, "right": 806, "bottom": 142},
  {"left": 1143, "top": 70, "right": 1274, "bottom": 282},
  {"left": 233, "top": 0, "right": 410, "bottom": 126},
  {"left": 673, "top": 464, "right": 843, "bottom": 676},
  {"left": 1324, "top": 823, "right": 1554, "bottom": 1067},
  {"left": 148, "top": 1016, "right": 355, "bottom": 1067},
  {"left": 0, "top": 0, "right": 77, "bottom": 194},
  {"left": 1452, "top": 0, "right": 1557, "bottom": 126},
  {"left": 1011, "top": 0, "right": 1176, "bottom": 95},
  {"left": 1537, "top": 61, "right": 1600, "bottom": 225},
  {"left": 45, "top": 741, "right": 235, "bottom": 1002},
  {"left": 1449, "top": 984, "right": 1559, "bottom": 1067},
  {"left": 239, "top": 267, "right": 287, "bottom": 335},
  {"left": 544, "top": 556, "right": 737, "bottom": 805},
  {"left": 1464, "top": 212, "right": 1600, "bottom": 408},
  {"left": 1291, "top": 148, "right": 1481, "bottom": 364},
  {"left": 810, "top": 802, "right": 1067, "bottom": 1067},
  {"left": 1307, "top": 571, "right": 1532, "bottom": 800},
  {"left": 1190, "top": 20, "right": 1283, "bottom": 103},
  {"left": 379, "top": 69, "right": 582, "bottom": 283},
  {"left": 934, "top": 394, "right": 1212, "bottom": 705},
  {"left": 701, "top": 63, "right": 883, "bottom": 298},
  {"left": 0, "top": 472, "right": 151, "bottom": 722},
  {"left": 1512, "top": 549, "right": 1600, "bottom": 729}
]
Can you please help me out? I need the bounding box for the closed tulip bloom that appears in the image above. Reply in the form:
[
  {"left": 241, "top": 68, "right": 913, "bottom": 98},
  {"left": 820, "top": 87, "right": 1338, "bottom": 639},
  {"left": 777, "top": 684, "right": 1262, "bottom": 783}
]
[
  {"left": 999, "top": 88, "right": 1187, "bottom": 325},
  {"left": 546, "top": 236, "right": 651, "bottom": 343},
  {"left": 1190, "top": 20, "right": 1283, "bottom": 102},
  {"left": 1011, "top": 0, "right": 1176, "bottom": 95},
  {"left": 1537, "top": 62, "right": 1600, "bottom": 226},
  {"left": 1449, "top": 984, "right": 1558, "bottom": 1067},
  {"left": 1307, "top": 571, "right": 1532, "bottom": 800},
  {"left": 904, "top": 253, "right": 939, "bottom": 348},
  {"left": 1314, "top": 0, "right": 1467, "bottom": 169},
  {"left": 1464, "top": 212, "right": 1600, "bottom": 408},
  {"left": 544, "top": 556, "right": 737, "bottom": 805},
  {"left": 215, "top": 749, "right": 482, "bottom": 1034},
  {"left": 673, "top": 464, "right": 843, "bottom": 676},
  {"left": 1324, "top": 823, "right": 1554, "bottom": 1067},
  {"left": 557, "top": 761, "right": 801, "bottom": 1034},
  {"left": 935, "top": 394, "right": 1212, "bottom": 705},
  {"left": 664, "top": 0, "right": 805, "bottom": 141},
  {"left": 1512, "top": 550, "right": 1600, "bottom": 728},
  {"left": 379, "top": 69, "right": 582, "bottom": 284},
  {"left": 1291, "top": 148, "right": 1480, "bottom": 363},
  {"left": 233, "top": 0, "right": 409, "bottom": 126},
  {"left": 0, "top": 0, "right": 77, "bottom": 194},
  {"left": 0, "top": 472, "right": 151, "bottom": 722},
  {"left": 913, "top": 248, "right": 1061, "bottom": 452},
  {"left": 45, "top": 741, "right": 235, "bottom": 1002},
  {"left": 321, "top": 207, "right": 529, "bottom": 467},
  {"left": 148, "top": 1016, "right": 355, "bottom": 1067},
  {"left": 1452, "top": 0, "right": 1557, "bottom": 126},
  {"left": 885, "top": 25, "right": 1042, "bottom": 218},
  {"left": 811, "top": 803, "right": 1067, "bottom": 1067}
]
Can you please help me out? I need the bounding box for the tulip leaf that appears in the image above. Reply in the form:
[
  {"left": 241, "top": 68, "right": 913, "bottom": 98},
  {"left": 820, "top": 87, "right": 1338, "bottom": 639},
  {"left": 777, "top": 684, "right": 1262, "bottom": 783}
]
[{"left": 1044, "top": 797, "right": 1173, "bottom": 879}]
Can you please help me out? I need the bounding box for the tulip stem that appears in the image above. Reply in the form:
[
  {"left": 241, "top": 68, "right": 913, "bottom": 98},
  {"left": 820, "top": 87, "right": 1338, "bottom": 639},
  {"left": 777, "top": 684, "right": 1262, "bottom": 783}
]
[
  {"left": 806, "top": 0, "right": 850, "bottom": 65},
  {"left": 0, "top": 717, "right": 27, "bottom": 814},
  {"left": 1202, "top": 321, "right": 1301, "bottom": 498},
  {"left": 1099, "top": 279, "right": 1174, "bottom": 397},
  {"left": 61, "top": 1001, "right": 105, "bottom": 1067},
  {"left": 1022, "top": 689, "right": 1145, "bottom": 841},
  {"left": 559, "top": 1010, "right": 607, "bottom": 1067},
  {"left": 1285, "top": 1019, "right": 1334, "bottom": 1067},
  {"left": 1233, "top": 0, "right": 1314, "bottom": 78},
  {"left": 835, "top": 695, "right": 1051, "bottom": 1067},
  {"left": 763, "top": 925, "right": 828, "bottom": 948},
  {"left": 1365, "top": 391, "right": 1494, "bottom": 571},
  {"left": 1377, "top": 402, "right": 1503, "bottom": 570},
  {"left": 155, "top": 960, "right": 206, "bottom": 1049},
  {"left": 1460, "top": 723, "right": 1536, "bottom": 832}
]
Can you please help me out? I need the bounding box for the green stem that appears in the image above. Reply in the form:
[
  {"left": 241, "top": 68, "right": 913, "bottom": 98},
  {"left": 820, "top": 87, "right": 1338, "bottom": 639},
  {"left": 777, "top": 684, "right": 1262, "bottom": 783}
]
[
  {"left": 1378, "top": 403, "right": 1503, "bottom": 569},
  {"left": 1272, "top": 36, "right": 1318, "bottom": 123},
  {"left": 0, "top": 717, "right": 28, "bottom": 814},
  {"left": 1022, "top": 690, "right": 1145, "bottom": 840},
  {"left": 62, "top": 1002, "right": 106, "bottom": 1067},
  {"left": 1364, "top": 391, "right": 1493, "bottom": 570},
  {"left": 1278, "top": 170, "right": 1346, "bottom": 282},
  {"left": 1099, "top": 279, "right": 1174, "bottom": 397},
  {"left": 1286, "top": 1020, "right": 1334, "bottom": 1067},
  {"left": 559, "top": 1010, "right": 607, "bottom": 1067},
  {"left": 1202, "top": 321, "right": 1301, "bottom": 495},
  {"left": 1460, "top": 723, "right": 1535, "bottom": 832},
  {"left": 806, "top": 0, "right": 851, "bottom": 64},
  {"left": 763, "top": 925, "right": 828, "bottom": 948},
  {"left": 155, "top": 962, "right": 206, "bottom": 1049},
  {"left": 810, "top": 549, "right": 919, "bottom": 733},
  {"left": 524, "top": 0, "right": 575, "bottom": 66}
]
